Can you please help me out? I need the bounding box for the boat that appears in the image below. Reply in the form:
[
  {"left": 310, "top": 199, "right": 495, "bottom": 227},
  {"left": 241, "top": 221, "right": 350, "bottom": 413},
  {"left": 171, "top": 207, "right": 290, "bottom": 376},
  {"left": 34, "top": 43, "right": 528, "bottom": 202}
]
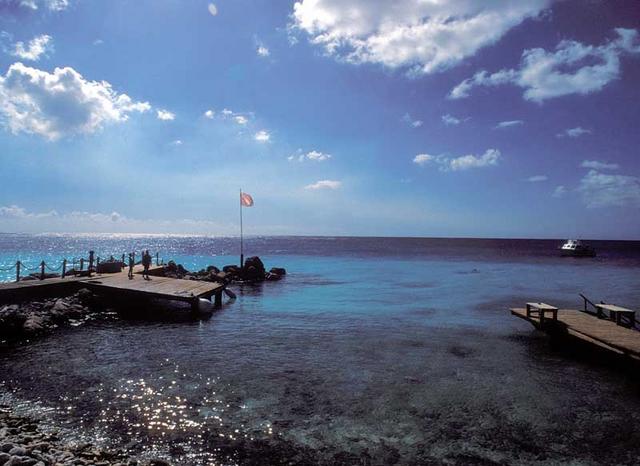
[{"left": 559, "top": 239, "right": 596, "bottom": 257}]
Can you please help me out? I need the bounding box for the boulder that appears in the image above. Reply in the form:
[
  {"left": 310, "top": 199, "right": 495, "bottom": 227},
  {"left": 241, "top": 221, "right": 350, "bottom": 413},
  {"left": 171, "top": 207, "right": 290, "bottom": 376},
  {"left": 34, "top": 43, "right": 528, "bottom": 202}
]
[
  {"left": 76, "top": 288, "right": 95, "bottom": 306},
  {"left": 206, "top": 265, "right": 220, "bottom": 274},
  {"left": 165, "top": 261, "right": 178, "bottom": 273},
  {"left": 269, "top": 267, "right": 286, "bottom": 276},
  {"left": 243, "top": 256, "right": 265, "bottom": 274},
  {"left": 0, "top": 305, "right": 26, "bottom": 335},
  {"left": 222, "top": 265, "right": 240, "bottom": 274},
  {"left": 22, "top": 315, "right": 47, "bottom": 335}
]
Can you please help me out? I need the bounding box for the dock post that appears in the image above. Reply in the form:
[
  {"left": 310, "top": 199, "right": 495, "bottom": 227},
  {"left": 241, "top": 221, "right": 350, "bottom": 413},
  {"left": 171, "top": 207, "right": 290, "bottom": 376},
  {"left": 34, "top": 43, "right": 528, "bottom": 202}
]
[
  {"left": 214, "top": 290, "right": 222, "bottom": 308},
  {"left": 40, "top": 261, "right": 45, "bottom": 280},
  {"left": 89, "top": 251, "right": 95, "bottom": 276},
  {"left": 62, "top": 259, "right": 67, "bottom": 278},
  {"left": 16, "top": 261, "right": 20, "bottom": 282},
  {"left": 156, "top": 252, "right": 159, "bottom": 266},
  {"left": 80, "top": 258, "right": 84, "bottom": 271}
]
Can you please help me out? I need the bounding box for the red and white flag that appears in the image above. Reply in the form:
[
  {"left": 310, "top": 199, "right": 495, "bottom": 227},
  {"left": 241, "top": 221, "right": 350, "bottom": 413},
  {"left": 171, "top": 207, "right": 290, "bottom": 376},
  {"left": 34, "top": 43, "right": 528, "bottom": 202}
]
[{"left": 240, "top": 192, "right": 254, "bottom": 207}]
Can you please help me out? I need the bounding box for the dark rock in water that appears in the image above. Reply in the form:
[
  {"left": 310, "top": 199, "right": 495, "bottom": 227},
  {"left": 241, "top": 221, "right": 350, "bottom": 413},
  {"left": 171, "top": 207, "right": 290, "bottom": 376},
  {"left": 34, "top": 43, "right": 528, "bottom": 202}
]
[
  {"left": 242, "top": 265, "right": 264, "bottom": 281},
  {"left": 223, "top": 265, "right": 240, "bottom": 274},
  {"left": 165, "top": 261, "right": 178, "bottom": 273},
  {"left": 265, "top": 272, "right": 283, "bottom": 281},
  {"left": 206, "top": 265, "right": 220, "bottom": 274},
  {"left": 243, "top": 256, "right": 265, "bottom": 274},
  {"left": 19, "top": 276, "right": 37, "bottom": 282},
  {"left": 270, "top": 267, "right": 286, "bottom": 276},
  {"left": 147, "top": 459, "right": 171, "bottom": 466}
]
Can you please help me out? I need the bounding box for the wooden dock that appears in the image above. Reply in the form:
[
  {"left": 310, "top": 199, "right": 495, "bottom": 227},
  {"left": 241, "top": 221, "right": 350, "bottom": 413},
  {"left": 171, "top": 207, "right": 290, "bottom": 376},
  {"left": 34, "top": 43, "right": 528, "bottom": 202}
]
[
  {"left": 0, "top": 264, "right": 226, "bottom": 310},
  {"left": 512, "top": 308, "right": 640, "bottom": 362}
]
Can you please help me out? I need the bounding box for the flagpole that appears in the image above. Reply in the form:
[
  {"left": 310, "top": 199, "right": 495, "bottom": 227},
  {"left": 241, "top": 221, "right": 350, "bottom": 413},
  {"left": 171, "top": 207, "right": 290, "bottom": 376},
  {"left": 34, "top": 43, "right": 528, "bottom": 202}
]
[{"left": 239, "top": 189, "right": 244, "bottom": 268}]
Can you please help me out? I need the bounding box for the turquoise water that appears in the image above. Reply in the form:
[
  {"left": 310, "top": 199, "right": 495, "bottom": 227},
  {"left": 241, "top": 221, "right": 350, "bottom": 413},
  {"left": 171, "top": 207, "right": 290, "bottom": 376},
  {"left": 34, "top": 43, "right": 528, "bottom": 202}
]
[{"left": 1, "top": 235, "right": 640, "bottom": 464}]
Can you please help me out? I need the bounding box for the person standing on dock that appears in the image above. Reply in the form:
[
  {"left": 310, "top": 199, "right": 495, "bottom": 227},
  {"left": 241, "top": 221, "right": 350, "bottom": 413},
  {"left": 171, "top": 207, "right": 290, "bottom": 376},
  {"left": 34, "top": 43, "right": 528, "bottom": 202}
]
[
  {"left": 128, "top": 252, "right": 135, "bottom": 279},
  {"left": 142, "top": 250, "right": 151, "bottom": 280}
]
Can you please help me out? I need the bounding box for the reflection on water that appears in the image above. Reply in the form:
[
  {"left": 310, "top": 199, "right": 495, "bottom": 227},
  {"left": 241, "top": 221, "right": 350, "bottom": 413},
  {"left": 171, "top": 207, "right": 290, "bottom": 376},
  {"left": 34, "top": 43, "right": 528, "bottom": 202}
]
[{"left": 1, "top": 236, "right": 640, "bottom": 464}]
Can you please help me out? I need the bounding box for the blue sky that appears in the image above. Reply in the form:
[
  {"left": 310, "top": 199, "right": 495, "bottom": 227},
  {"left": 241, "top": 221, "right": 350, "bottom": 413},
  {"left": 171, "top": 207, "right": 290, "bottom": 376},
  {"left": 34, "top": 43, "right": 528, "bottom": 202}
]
[{"left": 0, "top": 0, "right": 639, "bottom": 239}]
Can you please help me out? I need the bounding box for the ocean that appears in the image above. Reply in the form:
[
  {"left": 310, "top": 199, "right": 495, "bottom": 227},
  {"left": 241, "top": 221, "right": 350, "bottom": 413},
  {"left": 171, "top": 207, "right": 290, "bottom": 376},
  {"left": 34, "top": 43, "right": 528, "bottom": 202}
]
[{"left": 1, "top": 234, "right": 640, "bottom": 465}]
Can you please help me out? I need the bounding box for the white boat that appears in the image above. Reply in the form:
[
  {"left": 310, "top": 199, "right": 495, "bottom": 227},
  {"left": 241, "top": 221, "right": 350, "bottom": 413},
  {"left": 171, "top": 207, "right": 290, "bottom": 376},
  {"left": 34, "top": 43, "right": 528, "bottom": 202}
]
[{"left": 560, "top": 239, "right": 596, "bottom": 257}]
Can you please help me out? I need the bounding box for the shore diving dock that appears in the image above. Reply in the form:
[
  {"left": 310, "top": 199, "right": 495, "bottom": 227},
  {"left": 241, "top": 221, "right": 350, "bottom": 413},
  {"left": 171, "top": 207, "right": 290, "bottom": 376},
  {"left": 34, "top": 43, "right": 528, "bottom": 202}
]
[
  {"left": 511, "top": 303, "right": 640, "bottom": 362},
  {"left": 0, "top": 263, "right": 226, "bottom": 311}
]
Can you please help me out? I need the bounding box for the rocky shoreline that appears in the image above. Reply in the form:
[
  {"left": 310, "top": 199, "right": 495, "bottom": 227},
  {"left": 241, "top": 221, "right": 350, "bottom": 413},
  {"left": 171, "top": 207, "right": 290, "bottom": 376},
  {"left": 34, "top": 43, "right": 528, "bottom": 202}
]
[
  {"left": 0, "top": 406, "right": 172, "bottom": 466},
  {"left": 0, "top": 289, "right": 106, "bottom": 344}
]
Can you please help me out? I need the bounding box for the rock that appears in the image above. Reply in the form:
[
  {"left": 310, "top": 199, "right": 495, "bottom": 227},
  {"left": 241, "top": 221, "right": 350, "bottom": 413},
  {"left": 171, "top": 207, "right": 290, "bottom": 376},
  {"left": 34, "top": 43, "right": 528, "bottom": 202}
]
[
  {"left": 0, "top": 452, "right": 10, "bottom": 463},
  {"left": 146, "top": 460, "right": 171, "bottom": 466},
  {"left": 265, "top": 272, "right": 282, "bottom": 281},
  {"left": 269, "top": 267, "right": 286, "bottom": 276},
  {"left": 222, "top": 265, "right": 240, "bottom": 274},
  {"left": 8, "top": 446, "right": 27, "bottom": 456},
  {"left": 0, "top": 306, "right": 26, "bottom": 336},
  {"left": 22, "top": 315, "right": 46, "bottom": 336},
  {"left": 76, "top": 288, "right": 95, "bottom": 305},
  {"left": 206, "top": 265, "right": 220, "bottom": 274},
  {"left": 243, "top": 256, "right": 265, "bottom": 274}
]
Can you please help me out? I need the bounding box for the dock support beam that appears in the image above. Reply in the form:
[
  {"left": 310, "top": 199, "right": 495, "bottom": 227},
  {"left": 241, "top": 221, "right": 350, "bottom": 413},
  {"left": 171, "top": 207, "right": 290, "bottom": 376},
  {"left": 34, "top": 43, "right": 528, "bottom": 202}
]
[{"left": 214, "top": 290, "right": 222, "bottom": 308}]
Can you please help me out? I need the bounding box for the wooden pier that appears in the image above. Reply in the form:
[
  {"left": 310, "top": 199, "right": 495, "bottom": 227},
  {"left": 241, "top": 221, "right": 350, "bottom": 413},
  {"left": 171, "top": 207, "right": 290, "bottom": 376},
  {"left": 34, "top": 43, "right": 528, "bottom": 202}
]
[
  {"left": 512, "top": 307, "right": 640, "bottom": 362},
  {"left": 0, "top": 264, "right": 226, "bottom": 311}
]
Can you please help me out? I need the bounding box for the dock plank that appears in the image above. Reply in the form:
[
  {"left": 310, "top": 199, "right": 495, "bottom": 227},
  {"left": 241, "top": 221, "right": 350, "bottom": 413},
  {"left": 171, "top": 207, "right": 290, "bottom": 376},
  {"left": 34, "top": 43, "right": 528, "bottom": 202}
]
[
  {"left": 511, "top": 308, "right": 640, "bottom": 360},
  {"left": 1, "top": 263, "right": 224, "bottom": 307}
]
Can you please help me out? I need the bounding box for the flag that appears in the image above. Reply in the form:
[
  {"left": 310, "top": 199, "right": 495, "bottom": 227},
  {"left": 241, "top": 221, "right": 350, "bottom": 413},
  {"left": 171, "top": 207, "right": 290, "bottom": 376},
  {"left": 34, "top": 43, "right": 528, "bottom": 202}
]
[{"left": 240, "top": 192, "right": 254, "bottom": 207}]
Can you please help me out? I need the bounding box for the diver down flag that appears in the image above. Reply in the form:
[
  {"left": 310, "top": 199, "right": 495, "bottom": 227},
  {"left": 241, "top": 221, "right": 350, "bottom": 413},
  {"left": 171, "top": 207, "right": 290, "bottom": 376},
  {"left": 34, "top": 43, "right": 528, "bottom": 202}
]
[{"left": 240, "top": 192, "right": 254, "bottom": 207}]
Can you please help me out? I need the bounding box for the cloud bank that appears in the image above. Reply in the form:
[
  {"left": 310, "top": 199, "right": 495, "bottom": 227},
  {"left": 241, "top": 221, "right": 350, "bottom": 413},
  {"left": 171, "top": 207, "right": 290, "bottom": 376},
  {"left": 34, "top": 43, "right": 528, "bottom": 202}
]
[
  {"left": 0, "top": 62, "right": 150, "bottom": 140},
  {"left": 291, "top": 0, "right": 551, "bottom": 75}
]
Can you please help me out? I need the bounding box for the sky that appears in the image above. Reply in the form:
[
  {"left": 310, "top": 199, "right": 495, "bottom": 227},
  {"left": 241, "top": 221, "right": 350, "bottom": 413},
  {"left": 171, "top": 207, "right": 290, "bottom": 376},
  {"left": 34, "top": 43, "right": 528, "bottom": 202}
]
[{"left": 0, "top": 0, "right": 639, "bottom": 239}]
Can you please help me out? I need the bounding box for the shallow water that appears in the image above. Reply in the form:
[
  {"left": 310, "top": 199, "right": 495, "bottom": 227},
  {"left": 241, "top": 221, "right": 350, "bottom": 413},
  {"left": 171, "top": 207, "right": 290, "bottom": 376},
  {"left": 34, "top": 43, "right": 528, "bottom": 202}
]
[{"left": 1, "top": 235, "right": 640, "bottom": 464}]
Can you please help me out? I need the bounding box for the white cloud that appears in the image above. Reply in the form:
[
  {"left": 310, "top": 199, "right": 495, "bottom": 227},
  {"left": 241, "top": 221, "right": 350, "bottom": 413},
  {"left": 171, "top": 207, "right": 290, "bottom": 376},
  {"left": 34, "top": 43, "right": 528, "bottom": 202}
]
[
  {"left": 18, "top": 0, "right": 69, "bottom": 11},
  {"left": 208, "top": 3, "right": 218, "bottom": 16},
  {"left": 578, "top": 169, "right": 640, "bottom": 208},
  {"left": 557, "top": 126, "right": 591, "bottom": 138},
  {"left": 298, "top": 150, "right": 332, "bottom": 162},
  {"left": 414, "top": 149, "right": 501, "bottom": 171},
  {"left": 305, "top": 179, "right": 341, "bottom": 190},
  {"left": 12, "top": 34, "right": 53, "bottom": 61},
  {"left": 552, "top": 185, "right": 567, "bottom": 198},
  {"left": 234, "top": 115, "right": 248, "bottom": 125},
  {"left": 170, "top": 139, "right": 183, "bottom": 146},
  {"left": 495, "top": 120, "right": 523, "bottom": 129},
  {"left": 219, "top": 108, "right": 252, "bottom": 124},
  {"left": 413, "top": 153, "right": 434, "bottom": 165},
  {"left": 449, "top": 28, "right": 640, "bottom": 102},
  {"left": 93, "top": 39, "right": 104, "bottom": 46},
  {"left": 527, "top": 175, "right": 547, "bottom": 182},
  {"left": 441, "top": 114, "right": 461, "bottom": 126},
  {"left": 204, "top": 109, "right": 214, "bottom": 119},
  {"left": 581, "top": 160, "right": 619, "bottom": 170},
  {"left": 254, "top": 130, "right": 270, "bottom": 142},
  {"left": 402, "top": 113, "right": 422, "bottom": 128},
  {"left": 257, "top": 45, "right": 270, "bottom": 57},
  {"left": 0, "top": 62, "right": 150, "bottom": 140},
  {"left": 156, "top": 109, "right": 175, "bottom": 121},
  {"left": 46, "top": 0, "right": 68, "bottom": 11},
  {"left": 291, "top": 0, "right": 551, "bottom": 75}
]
